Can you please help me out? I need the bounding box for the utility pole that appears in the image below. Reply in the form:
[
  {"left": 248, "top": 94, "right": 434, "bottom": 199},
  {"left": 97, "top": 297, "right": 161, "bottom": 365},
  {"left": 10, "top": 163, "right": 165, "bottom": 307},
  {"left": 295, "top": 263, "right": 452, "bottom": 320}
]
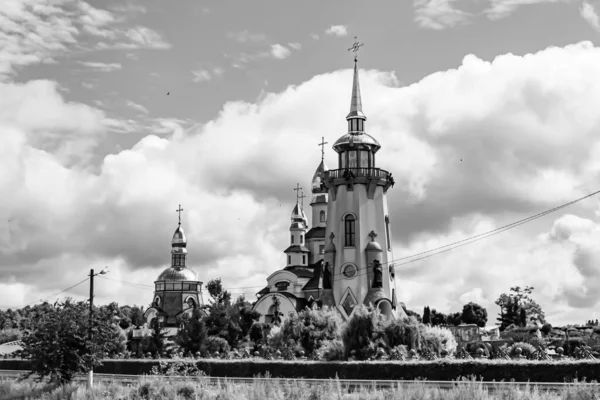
[{"left": 88, "top": 267, "right": 108, "bottom": 389}]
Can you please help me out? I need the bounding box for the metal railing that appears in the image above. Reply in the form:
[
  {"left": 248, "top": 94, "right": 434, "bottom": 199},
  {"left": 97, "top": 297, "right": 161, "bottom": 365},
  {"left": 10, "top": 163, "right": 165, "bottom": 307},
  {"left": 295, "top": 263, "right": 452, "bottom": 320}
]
[{"left": 324, "top": 168, "right": 392, "bottom": 181}]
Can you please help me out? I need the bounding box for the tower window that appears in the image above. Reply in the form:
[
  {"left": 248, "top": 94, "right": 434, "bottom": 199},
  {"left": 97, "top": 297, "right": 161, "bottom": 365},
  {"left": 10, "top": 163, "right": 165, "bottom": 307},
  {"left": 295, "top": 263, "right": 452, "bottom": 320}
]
[
  {"left": 345, "top": 214, "right": 356, "bottom": 247},
  {"left": 288, "top": 255, "right": 291, "bottom": 265},
  {"left": 291, "top": 235, "right": 294, "bottom": 244},
  {"left": 300, "top": 235, "right": 303, "bottom": 244},
  {"left": 319, "top": 245, "right": 325, "bottom": 254},
  {"left": 320, "top": 210, "right": 326, "bottom": 222},
  {"left": 302, "top": 255, "right": 306, "bottom": 264},
  {"left": 385, "top": 216, "right": 391, "bottom": 250}
]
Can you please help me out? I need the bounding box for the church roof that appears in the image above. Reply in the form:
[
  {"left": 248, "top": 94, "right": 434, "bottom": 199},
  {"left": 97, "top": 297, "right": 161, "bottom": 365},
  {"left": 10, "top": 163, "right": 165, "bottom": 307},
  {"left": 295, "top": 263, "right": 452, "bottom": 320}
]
[
  {"left": 306, "top": 226, "right": 326, "bottom": 240},
  {"left": 172, "top": 224, "right": 187, "bottom": 248},
  {"left": 283, "top": 245, "right": 310, "bottom": 253},
  {"left": 301, "top": 260, "right": 323, "bottom": 290},
  {"left": 363, "top": 289, "right": 387, "bottom": 306},
  {"left": 311, "top": 160, "right": 328, "bottom": 192},
  {"left": 284, "top": 265, "right": 315, "bottom": 278},
  {"left": 332, "top": 132, "right": 381, "bottom": 153},
  {"left": 347, "top": 59, "right": 365, "bottom": 120},
  {"left": 156, "top": 267, "right": 199, "bottom": 282}
]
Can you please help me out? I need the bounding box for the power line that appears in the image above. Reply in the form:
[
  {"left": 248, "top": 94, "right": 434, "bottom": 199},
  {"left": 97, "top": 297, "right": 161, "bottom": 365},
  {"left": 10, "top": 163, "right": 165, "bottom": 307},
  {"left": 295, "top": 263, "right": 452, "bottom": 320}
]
[{"left": 1, "top": 277, "right": 91, "bottom": 310}]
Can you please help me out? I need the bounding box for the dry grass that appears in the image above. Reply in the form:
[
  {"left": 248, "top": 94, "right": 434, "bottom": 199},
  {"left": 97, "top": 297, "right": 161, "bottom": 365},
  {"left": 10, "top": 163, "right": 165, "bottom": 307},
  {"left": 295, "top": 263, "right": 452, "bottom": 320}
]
[{"left": 1, "top": 376, "right": 600, "bottom": 399}]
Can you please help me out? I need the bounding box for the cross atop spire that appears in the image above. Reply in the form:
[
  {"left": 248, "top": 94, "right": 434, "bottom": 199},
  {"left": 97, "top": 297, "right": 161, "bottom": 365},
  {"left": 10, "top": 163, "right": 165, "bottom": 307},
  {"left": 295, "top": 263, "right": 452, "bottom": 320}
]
[
  {"left": 318, "top": 137, "right": 328, "bottom": 162},
  {"left": 348, "top": 36, "right": 364, "bottom": 63},
  {"left": 293, "top": 183, "right": 303, "bottom": 203},
  {"left": 299, "top": 190, "right": 307, "bottom": 210},
  {"left": 176, "top": 204, "right": 184, "bottom": 225}
]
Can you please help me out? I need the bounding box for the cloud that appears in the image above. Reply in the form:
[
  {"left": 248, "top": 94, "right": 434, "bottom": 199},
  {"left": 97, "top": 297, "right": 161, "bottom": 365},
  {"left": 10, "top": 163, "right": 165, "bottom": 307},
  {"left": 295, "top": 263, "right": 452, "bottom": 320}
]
[
  {"left": 484, "top": 0, "right": 576, "bottom": 20},
  {"left": 6, "top": 42, "right": 600, "bottom": 324},
  {"left": 325, "top": 25, "right": 348, "bottom": 37},
  {"left": 227, "top": 30, "right": 267, "bottom": 43},
  {"left": 414, "top": 0, "right": 472, "bottom": 29},
  {"left": 192, "top": 67, "right": 225, "bottom": 82},
  {"left": 77, "top": 61, "right": 122, "bottom": 72},
  {"left": 581, "top": 2, "right": 600, "bottom": 31},
  {"left": 310, "top": 33, "right": 320, "bottom": 40},
  {"left": 270, "top": 44, "right": 292, "bottom": 60},
  {"left": 0, "top": 0, "right": 170, "bottom": 78},
  {"left": 126, "top": 100, "right": 149, "bottom": 115},
  {"left": 288, "top": 42, "right": 302, "bottom": 50}
]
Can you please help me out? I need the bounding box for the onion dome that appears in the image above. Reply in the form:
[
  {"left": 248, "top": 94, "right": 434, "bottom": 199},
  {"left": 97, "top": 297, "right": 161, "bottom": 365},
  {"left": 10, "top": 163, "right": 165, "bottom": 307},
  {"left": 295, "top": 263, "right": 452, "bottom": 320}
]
[
  {"left": 157, "top": 266, "right": 199, "bottom": 281},
  {"left": 291, "top": 200, "right": 308, "bottom": 226},
  {"left": 332, "top": 132, "right": 381, "bottom": 153},
  {"left": 311, "top": 160, "right": 329, "bottom": 192},
  {"left": 171, "top": 224, "right": 187, "bottom": 254},
  {"left": 366, "top": 241, "right": 382, "bottom": 252}
]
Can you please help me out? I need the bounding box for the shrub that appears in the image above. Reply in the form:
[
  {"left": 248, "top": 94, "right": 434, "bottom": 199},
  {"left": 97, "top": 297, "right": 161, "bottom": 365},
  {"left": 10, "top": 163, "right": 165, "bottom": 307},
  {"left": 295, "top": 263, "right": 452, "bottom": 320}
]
[
  {"left": 564, "top": 338, "right": 587, "bottom": 355},
  {"left": 341, "top": 305, "right": 387, "bottom": 360},
  {"left": 383, "top": 317, "right": 423, "bottom": 351},
  {"left": 421, "top": 325, "right": 458, "bottom": 356},
  {"left": 388, "top": 345, "right": 408, "bottom": 360},
  {"left": 205, "top": 336, "right": 230, "bottom": 356},
  {"left": 541, "top": 323, "right": 552, "bottom": 335},
  {"left": 0, "top": 329, "right": 21, "bottom": 345},
  {"left": 506, "top": 341, "right": 537, "bottom": 358},
  {"left": 278, "top": 306, "right": 343, "bottom": 358},
  {"left": 266, "top": 325, "right": 300, "bottom": 360},
  {"left": 177, "top": 384, "right": 196, "bottom": 399},
  {"left": 316, "top": 339, "right": 345, "bottom": 361}
]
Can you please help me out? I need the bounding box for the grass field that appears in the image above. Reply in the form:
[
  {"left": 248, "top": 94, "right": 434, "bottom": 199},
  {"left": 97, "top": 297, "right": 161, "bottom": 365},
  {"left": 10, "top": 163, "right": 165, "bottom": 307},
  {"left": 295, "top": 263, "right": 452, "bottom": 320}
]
[{"left": 2, "top": 377, "right": 600, "bottom": 399}]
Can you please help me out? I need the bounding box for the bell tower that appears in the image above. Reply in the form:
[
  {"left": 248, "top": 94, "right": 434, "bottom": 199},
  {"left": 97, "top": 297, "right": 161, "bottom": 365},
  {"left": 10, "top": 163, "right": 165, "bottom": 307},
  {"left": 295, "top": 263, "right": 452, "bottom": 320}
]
[{"left": 322, "top": 38, "right": 398, "bottom": 319}]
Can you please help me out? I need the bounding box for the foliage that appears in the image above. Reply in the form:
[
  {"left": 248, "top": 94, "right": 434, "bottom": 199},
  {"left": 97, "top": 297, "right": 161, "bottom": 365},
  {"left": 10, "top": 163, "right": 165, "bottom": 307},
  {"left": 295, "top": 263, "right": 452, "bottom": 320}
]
[
  {"left": 249, "top": 322, "right": 269, "bottom": 348},
  {"left": 563, "top": 338, "right": 587, "bottom": 356},
  {"left": 140, "top": 319, "right": 167, "bottom": 357},
  {"left": 422, "top": 306, "right": 431, "bottom": 324},
  {"left": 388, "top": 345, "right": 409, "bottom": 361},
  {"left": 205, "top": 335, "right": 230, "bottom": 355},
  {"left": 315, "top": 339, "right": 345, "bottom": 361},
  {"left": 277, "top": 306, "right": 343, "bottom": 358},
  {"left": 0, "top": 328, "right": 21, "bottom": 344},
  {"left": 383, "top": 316, "right": 423, "bottom": 351},
  {"left": 421, "top": 325, "right": 458, "bottom": 356},
  {"left": 20, "top": 299, "right": 117, "bottom": 383},
  {"left": 150, "top": 358, "right": 206, "bottom": 376},
  {"left": 461, "top": 302, "right": 488, "bottom": 327},
  {"left": 341, "top": 305, "right": 388, "bottom": 360},
  {"left": 266, "top": 325, "right": 300, "bottom": 360},
  {"left": 173, "top": 309, "right": 208, "bottom": 356},
  {"left": 496, "top": 286, "right": 546, "bottom": 331},
  {"left": 405, "top": 309, "right": 422, "bottom": 323},
  {"left": 505, "top": 342, "right": 537, "bottom": 358}
]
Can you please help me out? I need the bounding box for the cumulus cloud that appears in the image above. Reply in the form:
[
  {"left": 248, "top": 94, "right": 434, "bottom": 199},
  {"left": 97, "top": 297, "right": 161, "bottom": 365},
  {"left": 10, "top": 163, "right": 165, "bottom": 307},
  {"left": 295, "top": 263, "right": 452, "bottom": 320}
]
[
  {"left": 78, "top": 61, "right": 122, "bottom": 72},
  {"left": 6, "top": 42, "right": 600, "bottom": 324},
  {"left": 325, "top": 25, "right": 348, "bottom": 37},
  {"left": 192, "top": 67, "right": 225, "bottom": 82},
  {"left": 270, "top": 44, "right": 292, "bottom": 60},
  {"left": 414, "top": 0, "right": 472, "bottom": 29},
  {"left": 581, "top": 2, "right": 600, "bottom": 31},
  {"left": 0, "top": 0, "right": 170, "bottom": 78},
  {"left": 484, "top": 0, "right": 576, "bottom": 20},
  {"left": 126, "top": 100, "right": 149, "bottom": 115},
  {"left": 227, "top": 30, "right": 266, "bottom": 43}
]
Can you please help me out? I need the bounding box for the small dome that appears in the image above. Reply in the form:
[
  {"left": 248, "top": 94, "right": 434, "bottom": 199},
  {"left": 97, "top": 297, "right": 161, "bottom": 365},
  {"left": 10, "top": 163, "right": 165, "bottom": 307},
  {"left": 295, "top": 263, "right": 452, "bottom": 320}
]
[
  {"left": 157, "top": 266, "right": 199, "bottom": 282},
  {"left": 291, "top": 202, "right": 308, "bottom": 223},
  {"left": 325, "top": 241, "right": 336, "bottom": 252},
  {"left": 366, "top": 241, "right": 382, "bottom": 252},
  {"left": 172, "top": 225, "right": 187, "bottom": 248},
  {"left": 332, "top": 132, "right": 381, "bottom": 154},
  {"left": 311, "top": 160, "right": 329, "bottom": 192}
]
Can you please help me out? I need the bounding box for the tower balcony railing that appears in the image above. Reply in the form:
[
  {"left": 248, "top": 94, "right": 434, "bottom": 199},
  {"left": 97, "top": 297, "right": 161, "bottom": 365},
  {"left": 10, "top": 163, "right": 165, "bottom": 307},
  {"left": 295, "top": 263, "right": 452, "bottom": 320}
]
[
  {"left": 324, "top": 167, "right": 391, "bottom": 180},
  {"left": 323, "top": 167, "right": 395, "bottom": 192}
]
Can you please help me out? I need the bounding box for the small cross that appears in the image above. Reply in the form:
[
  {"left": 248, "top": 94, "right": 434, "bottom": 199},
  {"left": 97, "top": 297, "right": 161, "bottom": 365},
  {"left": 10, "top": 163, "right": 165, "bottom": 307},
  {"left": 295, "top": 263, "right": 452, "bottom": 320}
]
[
  {"left": 348, "top": 36, "right": 364, "bottom": 62},
  {"left": 299, "top": 191, "right": 307, "bottom": 210},
  {"left": 293, "top": 183, "right": 302, "bottom": 203},
  {"left": 329, "top": 232, "right": 335, "bottom": 242},
  {"left": 175, "top": 204, "right": 184, "bottom": 225},
  {"left": 318, "top": 137, "right": 328, "bottom": 162},
  {"left": 369, "top": 230, "right": 377, "bottom": 242}
]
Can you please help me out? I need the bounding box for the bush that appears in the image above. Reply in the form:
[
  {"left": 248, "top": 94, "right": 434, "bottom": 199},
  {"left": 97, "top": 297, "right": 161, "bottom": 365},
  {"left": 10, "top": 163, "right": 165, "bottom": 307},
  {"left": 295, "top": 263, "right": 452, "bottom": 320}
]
[
  {"left": 564, "top": 338, "right": 587, "bottom": 356},
  {"left": 341, "top": 305, "right": 387, "bottom": 360},
  {"left": 541, "top": 323, "right": 552, "bottom": 335},
  {"left": 266, "top": 325, "right": 301, "bottom": 360},
  {"left": 0, "top": 328, "right": 21, "bottom": 345},
  {"left": 388, "top": 345, "right": 409, "bottom": 361},
  {"left": 277, "top": 307, "right": 343, "bottom": 358},
  {"left": 506, "top": 342, "right": 537, "bottom": 358},
  {"left": 421, "top": 325, "right": 458, "bottom": 356},
  {"left": 316, "top": 339, "right": 345, "bottom": 361},
  {"left": 205, "top": 336, "right": 230, "bottom": 356},
  {"left": 383, "top": 317, "right": 423, "bottom": 351}
]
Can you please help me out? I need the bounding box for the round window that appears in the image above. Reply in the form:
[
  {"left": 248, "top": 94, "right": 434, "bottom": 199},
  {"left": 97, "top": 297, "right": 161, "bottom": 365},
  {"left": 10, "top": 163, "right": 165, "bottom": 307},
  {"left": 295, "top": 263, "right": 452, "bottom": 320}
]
[{"left": 342, "top": 264, "right": 357, "bottom": 279}]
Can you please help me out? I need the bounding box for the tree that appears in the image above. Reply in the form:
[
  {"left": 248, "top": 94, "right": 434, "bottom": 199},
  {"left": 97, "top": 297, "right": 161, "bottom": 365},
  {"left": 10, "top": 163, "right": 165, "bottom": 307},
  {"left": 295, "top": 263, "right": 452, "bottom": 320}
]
[
  {"left": 422, "top": 306, "right": 431, "bottom": 325},
  {"left": 21, "top": 299, "right": 116, "bottom": 383},
  {"left": 430, "top": 309, "right": 447, "bottom": 326},
  {"left": 174, "top": 309, "right": 208, "bottom": 356},
  {"left": 405, "top": 309, "right": 422, "bottom": 323},
  {"left": 461, "top": 302, "right": 488, "bottom": 327},
  {"left": 271, "top": 296, "right": 283, "bottom": 326},
  {"left": 495, "top": 286, "right": 546, "bottom": 331},
  {"left": 141, "top": 318, "right": 167, "bottom": 357},
  {"left": 447, "top": 312, "right": 462, "bottom": 326},
  {"left": 519, "top": 307, "right": 527, "bottom": 327},
  {"left": 278, "top": 306, "right": 343, "bottom": 357}
]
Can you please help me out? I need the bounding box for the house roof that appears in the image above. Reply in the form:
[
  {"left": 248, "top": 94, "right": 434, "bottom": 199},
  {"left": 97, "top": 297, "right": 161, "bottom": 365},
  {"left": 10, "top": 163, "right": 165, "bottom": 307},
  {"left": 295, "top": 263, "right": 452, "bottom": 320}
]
[
  {"left": 306, "top": 226, "right": 326, "bottom": 240},
  {"left": 283, "top": 245, "right": 310, "bottom": 253}
]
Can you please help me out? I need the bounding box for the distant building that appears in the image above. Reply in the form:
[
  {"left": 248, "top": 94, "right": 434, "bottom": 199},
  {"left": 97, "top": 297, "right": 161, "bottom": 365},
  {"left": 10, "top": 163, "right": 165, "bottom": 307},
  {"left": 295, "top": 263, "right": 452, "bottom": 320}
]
[
  {"left": 252, "top": 53, "right": 404, "bottom": 323},
  {"left": 144, "top": 211, "right": 204, "bottom": 327}
]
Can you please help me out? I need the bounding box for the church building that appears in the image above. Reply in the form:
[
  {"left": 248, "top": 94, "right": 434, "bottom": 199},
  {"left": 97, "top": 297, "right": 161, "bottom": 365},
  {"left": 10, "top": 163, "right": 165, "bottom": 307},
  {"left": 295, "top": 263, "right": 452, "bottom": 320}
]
[
  {"left": 144, "top": 206, "right": 204, "bottom": 328},
  {"left": 252, "top": 49, "right": 404, "bottom": 323}
]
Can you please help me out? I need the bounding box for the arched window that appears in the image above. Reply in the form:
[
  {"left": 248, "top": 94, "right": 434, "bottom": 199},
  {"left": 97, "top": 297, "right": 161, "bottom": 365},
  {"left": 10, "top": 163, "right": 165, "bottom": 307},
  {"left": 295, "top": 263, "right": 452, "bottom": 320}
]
[
  {"left": 300, "top": 235, "right": 303, "bottom": 244},
  {"left": 320, "top": 210, "right": 326, "bottom": 222},
  {"left": 344, "top": 214, "right": 356, "bottom": 247},
  {"left": 385, "top": 216, "right": 391, "bottom": 250}
]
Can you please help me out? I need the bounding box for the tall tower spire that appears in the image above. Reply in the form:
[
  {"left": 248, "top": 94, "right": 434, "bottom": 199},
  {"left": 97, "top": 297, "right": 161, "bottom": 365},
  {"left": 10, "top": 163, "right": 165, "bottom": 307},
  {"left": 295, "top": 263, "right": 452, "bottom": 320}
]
[{"left": 347, "top": 37, "right": 366, "bottom": 121}]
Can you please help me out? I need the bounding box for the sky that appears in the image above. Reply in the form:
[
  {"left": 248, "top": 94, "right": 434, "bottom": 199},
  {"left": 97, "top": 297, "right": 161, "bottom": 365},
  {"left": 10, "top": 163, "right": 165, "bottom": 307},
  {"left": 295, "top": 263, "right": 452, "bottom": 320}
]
[{"left": 3, "top": 0, "right": 600, "bottom": 326}]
